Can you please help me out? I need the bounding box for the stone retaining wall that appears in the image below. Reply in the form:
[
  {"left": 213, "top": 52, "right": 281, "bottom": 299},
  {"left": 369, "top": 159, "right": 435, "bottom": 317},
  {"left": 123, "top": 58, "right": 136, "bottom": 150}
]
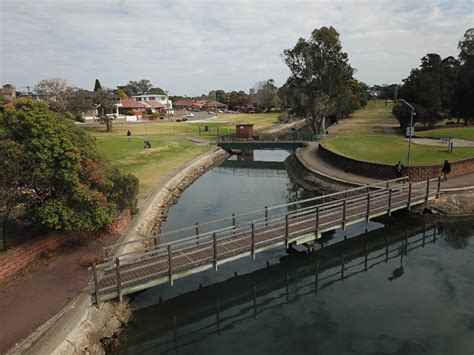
[{"left": 319, "top": 144, "right": 474, "bottom": 181}]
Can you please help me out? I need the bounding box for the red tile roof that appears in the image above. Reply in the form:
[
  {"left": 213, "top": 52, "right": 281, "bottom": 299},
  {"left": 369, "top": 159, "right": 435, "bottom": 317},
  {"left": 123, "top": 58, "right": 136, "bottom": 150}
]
[
  {"left": 144, "top": 100, "right": 164, "bottom": 108},
  {"left": 174, "top": 99, "right": 193, "bottom": 107},
  {"left": 117, "top": 99, "right": 146, "bottom": 108}
]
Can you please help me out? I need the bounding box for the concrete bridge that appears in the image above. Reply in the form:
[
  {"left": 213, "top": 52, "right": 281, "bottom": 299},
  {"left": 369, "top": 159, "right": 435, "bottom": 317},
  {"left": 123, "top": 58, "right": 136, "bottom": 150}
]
[{"left": 91, "top": 176, "right": 441, "bottom": 303}]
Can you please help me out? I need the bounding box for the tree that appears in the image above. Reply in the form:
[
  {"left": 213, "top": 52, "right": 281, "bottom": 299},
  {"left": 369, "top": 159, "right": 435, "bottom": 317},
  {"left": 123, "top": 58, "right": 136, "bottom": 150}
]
[
  {"left": 34, "top": 78, "right": 73, "bottom": 112},
  {"left": 118, "top": 80, "right": 153, "bottom": 96},
  {"left": 94, "top": 79, "right": 102, "bottom": 92},
  {"left": 149, "top": 87, "right": 166, "bottom": 95},
  {"left": 0, "top": 99, "right": 138, "bottom": 233},
  {"left": 227, "top": 91, "right": 252, "bottom": 110},
  {"left": 67, "top": 89, "right": 96, "bottom": 121},
  {"left": 0, "top": 140, "right": 32, "bottom": 251},
  {"left": 254, "top": 79, "right": 279, "bottom": 112},
  {"left": 452, "top": 28, "right": 474, "bottom": 124},
  {"left": 94, "top": 89, "right": 117, "bottom": 132},
  {"left": 282, "top": 26, "right": 354, "bottom": 134}
]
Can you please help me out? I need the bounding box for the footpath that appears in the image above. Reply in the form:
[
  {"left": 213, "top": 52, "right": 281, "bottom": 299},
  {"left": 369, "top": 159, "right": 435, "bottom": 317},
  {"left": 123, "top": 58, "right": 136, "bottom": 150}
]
[{"left": 296, "top": 141, "right": 474, "bottom": 191}]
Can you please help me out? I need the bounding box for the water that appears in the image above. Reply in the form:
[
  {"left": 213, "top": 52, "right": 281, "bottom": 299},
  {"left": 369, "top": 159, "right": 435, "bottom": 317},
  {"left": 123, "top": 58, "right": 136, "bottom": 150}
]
[{"left": 115, "top": 150, "right": 474, "bottom": 355}]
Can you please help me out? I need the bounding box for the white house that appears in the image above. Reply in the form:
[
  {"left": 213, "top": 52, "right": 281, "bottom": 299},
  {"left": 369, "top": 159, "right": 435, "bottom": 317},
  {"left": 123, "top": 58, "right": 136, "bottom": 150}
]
[{"left": 132, "top": 94, "right": 174, "bottom": 114}]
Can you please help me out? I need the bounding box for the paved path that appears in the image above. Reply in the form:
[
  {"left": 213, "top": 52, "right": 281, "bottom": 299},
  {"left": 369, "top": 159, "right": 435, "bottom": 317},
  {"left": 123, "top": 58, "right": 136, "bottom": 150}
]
[
  {"left": 296, "top": 142, "right": 474, "bottom": 191},
  {"left": 0, "top": 234, "right": 118, "bottom": 354},
  {"left": 411, "top": 137, "right": 474, "bottom": 147}
]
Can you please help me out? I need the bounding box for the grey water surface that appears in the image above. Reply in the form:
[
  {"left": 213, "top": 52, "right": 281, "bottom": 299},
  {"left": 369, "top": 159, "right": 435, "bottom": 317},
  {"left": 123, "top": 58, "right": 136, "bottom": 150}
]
[{"left": 114, "top": 150, "right": 474, "bottom": 355}]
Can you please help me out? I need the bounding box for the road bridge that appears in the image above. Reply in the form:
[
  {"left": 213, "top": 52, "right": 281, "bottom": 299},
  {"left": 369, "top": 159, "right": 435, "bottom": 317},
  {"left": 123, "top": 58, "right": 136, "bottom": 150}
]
[
  {"left": 217, "top": 140, "right": 306, "bottom": 150},
  {"left": 91, "top": 176, "right": 441, "bottom": 303}
]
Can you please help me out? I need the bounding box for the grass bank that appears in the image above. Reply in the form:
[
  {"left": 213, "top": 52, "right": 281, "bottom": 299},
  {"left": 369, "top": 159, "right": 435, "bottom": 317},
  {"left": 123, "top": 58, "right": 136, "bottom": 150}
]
[
  {"left": 416, "top": 127, "right": 474, "bottom": 142},
  {"left": 323, "top": 135, "right": 474, "bottom": 165}
]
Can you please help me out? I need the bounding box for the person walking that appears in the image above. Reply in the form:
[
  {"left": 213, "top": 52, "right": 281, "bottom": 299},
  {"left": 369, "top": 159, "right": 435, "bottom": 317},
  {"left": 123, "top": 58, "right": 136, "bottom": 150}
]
[
  {"left": 127, "top": 129, "right": 132, "bottom": 141},
  {"left": 395, "top": 161, "right": 403, "bottom": 180},
  {"left": 441, "top": 160, "right": 451, "bottom": 182}
]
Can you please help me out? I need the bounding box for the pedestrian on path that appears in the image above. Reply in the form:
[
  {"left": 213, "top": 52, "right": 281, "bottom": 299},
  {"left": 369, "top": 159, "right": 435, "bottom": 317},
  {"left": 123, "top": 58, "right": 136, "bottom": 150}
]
[
  {"left": 441, "top": 160, "right": 451, "bottom": 182},
  {"left": 127, "top": 129, "right": 132, "bottom": 141},
  {"left": 395, "top": 161, "right": 404, "bottom": 180}
]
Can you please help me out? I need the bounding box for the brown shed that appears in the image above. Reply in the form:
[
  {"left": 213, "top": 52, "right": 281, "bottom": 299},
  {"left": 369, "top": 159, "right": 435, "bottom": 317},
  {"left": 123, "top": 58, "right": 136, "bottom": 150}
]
[{"left": 236, "top": 123, "right": 254, "bottom": 139}]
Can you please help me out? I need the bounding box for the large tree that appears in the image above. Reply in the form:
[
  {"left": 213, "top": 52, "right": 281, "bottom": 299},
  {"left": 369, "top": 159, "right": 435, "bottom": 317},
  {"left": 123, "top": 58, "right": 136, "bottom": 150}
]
[
  {"left": 452, "top": 28, "right": 474, "bottom": 124},
  {"left": 0, "top": 100, "right": 138, "bottom": 234},
  {"left": 118, "top": 80, "right": 154, "bottom": 96},
  {"left": 254, "top": 79, "right": 279, "bottom": 112},
  {"left": 282, "top": 26, "right": 354, "bottom": 134},
  {"left": 34, "top": 78, "right": 74, "bottom": 112}
]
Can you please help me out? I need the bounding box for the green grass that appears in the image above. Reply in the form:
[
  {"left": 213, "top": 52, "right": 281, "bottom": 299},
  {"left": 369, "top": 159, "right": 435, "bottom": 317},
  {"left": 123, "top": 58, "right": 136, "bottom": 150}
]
[
  {"left": 323, "top": 135, "right": 474, "bottom": 165},
  {"left": 416, "top": 127, "right": 474, "bottom": 142},
  {"left": 333, "top": 100, "right": 398, "bottom": 137},
  {"left": 95, "top": 135, "right": 208, "bottom": 198}
]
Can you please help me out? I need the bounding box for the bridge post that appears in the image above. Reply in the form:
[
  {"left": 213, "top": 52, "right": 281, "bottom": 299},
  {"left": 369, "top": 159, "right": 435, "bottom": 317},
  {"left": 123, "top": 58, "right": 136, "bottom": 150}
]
[
  {"left": 232, "top": 213, "right": 236, "bottom": 235},
  {"left": 436, "top": 176, "right": 441, "bottom": 198},
  {"left": 366, "top": 192, "right": 371, "bottom": 223},
  {"left": 285, "top": 214, "right": 289, "bottom": 248},
  {"left": 264, "top": 206, "right": 268, "bottom": 227},
  {"left": 364, "top": 243, "right": 368, "bottom": 271},
  {"left": 115, "top": 258, "right": 123, "bottom": 302},
  {"left": 213, "top": 232, "right": 218, "bottom": 271},
  {"left": 386, "top": 179, "right": 389, "bottom": 188},
  {"left": 342, "top": 200, "right": 347, "bottom": 230},
  {"left": 168, "top": 245, "right": 173, "bottom": 286},
  {"left": 92, "top": 263, "right": 100, "bottom": 305},
  {"left": 388, "top": 188, "right": 392, "bottom": 216},
  {"left": 433, "top": 224, "right": 437, "bottom": 243},
  {"left": 195, "top": 222, "right": 199, "bottom": 245},
  {"left": 251, "top": 222, "right": 256, "bottom": 259},
  {"left": 385, "top": 236, "right": 389, "bottom": 262},
  {"left": 315, "top": 206, "right": 320, "bottom": 233},
  {"left": 425, "top": 178, "right": 430, "bottom": 203},
  {"left": 340, "top": 253, "right": 345, "bottom": 280},
  {"left": 407, "top": 183, "right": 412, "bottom": 210}
]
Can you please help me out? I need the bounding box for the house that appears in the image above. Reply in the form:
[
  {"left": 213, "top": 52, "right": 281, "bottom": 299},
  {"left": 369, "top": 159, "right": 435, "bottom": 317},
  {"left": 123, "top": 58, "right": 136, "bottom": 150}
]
[
  {"left": 115, "top": 99, "right": 147, "bottom": 116},
  {"left": 0, "top": 86, "right": 16, "bottom": 101},
  {"left": 174, "top": 99, "right": 194, "bottom": 110},
  {"left": 203, "top": 100, "right": 227, "bottom": 112},
  {"left": 131, "top": 94, "right": 173, "bottom": 114},
  {"left": 191, "top": 99, "right": 209, "bottom": 111},
  {"left": 143, "top": 100, "right": 165, "bottom": 113}
]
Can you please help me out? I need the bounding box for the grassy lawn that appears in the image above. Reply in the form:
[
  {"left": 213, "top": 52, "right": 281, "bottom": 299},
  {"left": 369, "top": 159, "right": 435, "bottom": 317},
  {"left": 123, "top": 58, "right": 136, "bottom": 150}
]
[
  {"left": 416, "top": 127, "right": 474, "bottom": 142},
  {"left": 94, "top": 135, "right": 208, "bottom": 199},
  {"left": 84, "top": 112, "right": 280, "bottom": 198},
  {"left": 333, "top": 100, "right": 398, "bottom": 137},
  {"left": 323, "top": 135, "right": 474, "bottom": 165}
]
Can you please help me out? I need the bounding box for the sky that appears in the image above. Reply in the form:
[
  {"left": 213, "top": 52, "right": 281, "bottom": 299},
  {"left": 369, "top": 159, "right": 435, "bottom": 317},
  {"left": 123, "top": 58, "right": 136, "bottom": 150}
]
[{"left": 1, "top": 0, "right": 473, "bottom": 96}]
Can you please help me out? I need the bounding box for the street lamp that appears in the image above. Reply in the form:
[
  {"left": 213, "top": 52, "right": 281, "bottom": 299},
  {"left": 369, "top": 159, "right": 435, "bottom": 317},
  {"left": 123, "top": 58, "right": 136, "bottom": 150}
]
[{"left": 398, "top": 99, "right": 416, "bottom": 166}]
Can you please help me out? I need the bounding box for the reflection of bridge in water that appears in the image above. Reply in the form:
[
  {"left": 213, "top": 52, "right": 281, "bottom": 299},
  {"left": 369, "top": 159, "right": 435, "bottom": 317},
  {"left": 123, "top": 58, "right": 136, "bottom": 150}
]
[{"left": 126, "top": 223, "right": 438, "bottom": 354}]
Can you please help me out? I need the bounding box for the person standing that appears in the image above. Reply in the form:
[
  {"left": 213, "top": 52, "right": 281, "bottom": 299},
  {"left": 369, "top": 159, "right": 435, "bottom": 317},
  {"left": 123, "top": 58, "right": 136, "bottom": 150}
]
[
  {"left": 395, "top": 161, "right": 403, "bottom": 180},
  {"left": 127, "top": 129, "right": 132, "bottom": 141},
  {"left": 441, "top": 160, "right": 451, "bottom": 182}
]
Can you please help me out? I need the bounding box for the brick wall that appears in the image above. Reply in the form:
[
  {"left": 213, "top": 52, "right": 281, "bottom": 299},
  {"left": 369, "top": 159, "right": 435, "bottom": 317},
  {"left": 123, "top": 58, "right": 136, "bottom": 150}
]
[
  {"left": 0, "top": 210, "right": 132, "bottom": 281},
  {"left": 318, "top": 144, "right": 474, "bottom": 182}
]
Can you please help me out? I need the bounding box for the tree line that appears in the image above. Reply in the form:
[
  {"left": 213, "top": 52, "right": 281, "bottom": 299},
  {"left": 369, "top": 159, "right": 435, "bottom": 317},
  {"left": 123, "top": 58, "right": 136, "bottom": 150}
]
[{"left": 393, "top": 28, "right": 474, "bottom": 128}]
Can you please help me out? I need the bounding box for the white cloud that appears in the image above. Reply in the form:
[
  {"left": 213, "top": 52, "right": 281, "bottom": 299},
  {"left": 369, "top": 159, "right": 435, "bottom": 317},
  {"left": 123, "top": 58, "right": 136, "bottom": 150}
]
[{"left": 0, "top": 0, "right": 472, "bottom": 95}]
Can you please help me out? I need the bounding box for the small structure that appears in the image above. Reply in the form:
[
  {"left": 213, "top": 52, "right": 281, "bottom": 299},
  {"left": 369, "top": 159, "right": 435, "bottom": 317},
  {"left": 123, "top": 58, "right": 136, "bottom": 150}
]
[{"left": 236, "top": 123, "right": 254, "bottom": 139}]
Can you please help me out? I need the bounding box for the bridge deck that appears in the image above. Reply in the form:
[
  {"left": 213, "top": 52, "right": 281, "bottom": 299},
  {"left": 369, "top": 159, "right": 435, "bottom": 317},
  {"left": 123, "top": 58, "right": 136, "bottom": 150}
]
[{"left": 92, "top": 177, "right": 440, "bottom": 303}]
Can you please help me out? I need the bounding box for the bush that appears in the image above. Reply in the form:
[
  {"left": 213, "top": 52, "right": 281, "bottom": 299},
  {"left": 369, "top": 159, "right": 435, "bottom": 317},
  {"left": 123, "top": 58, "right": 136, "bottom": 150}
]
[{"left": 109, "top": 169, "right": 139, "bottom": 214}]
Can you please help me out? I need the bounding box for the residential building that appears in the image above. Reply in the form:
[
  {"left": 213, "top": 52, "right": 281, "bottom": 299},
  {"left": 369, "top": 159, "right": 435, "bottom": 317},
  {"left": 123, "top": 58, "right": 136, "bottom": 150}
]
[{"left": 131, "top": 94, "right": 173, "bottom": 114}]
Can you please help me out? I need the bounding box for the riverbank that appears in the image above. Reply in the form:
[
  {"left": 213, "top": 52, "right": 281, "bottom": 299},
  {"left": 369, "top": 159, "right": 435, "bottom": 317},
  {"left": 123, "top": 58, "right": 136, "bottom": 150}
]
[{"left": 7, "top": 120, "right": 304, "bottom": 354}]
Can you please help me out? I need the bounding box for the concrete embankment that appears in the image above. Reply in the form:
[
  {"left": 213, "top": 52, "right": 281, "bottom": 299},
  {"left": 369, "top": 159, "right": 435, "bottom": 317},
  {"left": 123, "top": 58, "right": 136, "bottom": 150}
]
[{"left": 9, "top": 120, "right": 307, "bottom": 355}]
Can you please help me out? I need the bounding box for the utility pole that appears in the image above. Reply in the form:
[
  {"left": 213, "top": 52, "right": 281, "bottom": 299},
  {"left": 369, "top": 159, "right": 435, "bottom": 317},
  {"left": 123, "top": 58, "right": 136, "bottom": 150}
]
[{"left": 398, "top": 99, "right": 416, "bottom": 166}]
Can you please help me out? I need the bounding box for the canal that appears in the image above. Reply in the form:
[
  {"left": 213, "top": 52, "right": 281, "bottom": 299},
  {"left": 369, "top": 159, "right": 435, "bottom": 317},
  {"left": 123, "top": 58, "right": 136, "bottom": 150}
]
[{"left": 113, "top": 150, "right": 474, "bottom": 355}]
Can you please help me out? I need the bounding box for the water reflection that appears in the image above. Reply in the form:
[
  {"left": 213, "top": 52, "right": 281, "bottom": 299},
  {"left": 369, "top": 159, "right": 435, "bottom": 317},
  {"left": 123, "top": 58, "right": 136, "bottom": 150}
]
[{"left": 118, "top": 220, "right": 474, "bottom": 355}]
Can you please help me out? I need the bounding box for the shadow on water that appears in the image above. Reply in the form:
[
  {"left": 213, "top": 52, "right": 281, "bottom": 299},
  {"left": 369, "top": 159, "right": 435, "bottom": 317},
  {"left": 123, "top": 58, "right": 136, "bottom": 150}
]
[{"left": 114, "top": 218, "right": 474, "bottom": 355}]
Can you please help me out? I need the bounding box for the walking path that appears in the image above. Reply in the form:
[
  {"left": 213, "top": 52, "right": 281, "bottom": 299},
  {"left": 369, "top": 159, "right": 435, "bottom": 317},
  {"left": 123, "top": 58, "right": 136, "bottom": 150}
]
[
  {"left": 411, "top": 137, "right": 474, "bottom": 147},
  {"left": 296, "top": 142, "right": 474, "bottom": 191}
]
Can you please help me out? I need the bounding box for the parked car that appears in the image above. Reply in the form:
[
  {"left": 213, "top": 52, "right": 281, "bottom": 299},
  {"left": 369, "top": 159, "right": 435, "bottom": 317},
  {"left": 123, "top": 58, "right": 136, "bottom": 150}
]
[
  {"left": 217, "top": 109, "right": 223, "bottom": 113},
  {"left": 249, "top": 110, "right": 256, "bottom": 114},
  {"left": 186, "top": 113, "right": 194, "bottom": 117},
  {"left": 176, "top": 117, "right": 188, "bottom": 122}
]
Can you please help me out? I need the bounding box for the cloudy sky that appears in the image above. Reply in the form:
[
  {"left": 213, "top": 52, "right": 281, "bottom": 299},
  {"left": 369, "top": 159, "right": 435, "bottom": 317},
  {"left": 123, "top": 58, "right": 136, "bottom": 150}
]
[{"left": 1, "top": 0, "right": 472, "bottom": 96}]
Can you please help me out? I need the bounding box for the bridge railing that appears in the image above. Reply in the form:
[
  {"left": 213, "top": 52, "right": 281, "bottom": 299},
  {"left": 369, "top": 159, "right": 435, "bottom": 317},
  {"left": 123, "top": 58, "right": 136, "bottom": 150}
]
[
  {"left": 96, "top": 177, "right": 439, "bottom": 272},
  {"left": 101, "top": 176, "right": 412, "bottom": 260},
  {"left": 91, "top": 177, "right": 441, "bottom": 302}
]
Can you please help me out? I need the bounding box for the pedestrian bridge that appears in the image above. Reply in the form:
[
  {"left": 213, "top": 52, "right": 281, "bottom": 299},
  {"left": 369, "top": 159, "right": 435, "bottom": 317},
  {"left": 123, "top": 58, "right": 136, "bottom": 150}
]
[
  {"left": 90, "top": 176, "right": 441, "bottom": 303},
  {"left": 217, "top": 139, "right": 306, "bottom": 150}
]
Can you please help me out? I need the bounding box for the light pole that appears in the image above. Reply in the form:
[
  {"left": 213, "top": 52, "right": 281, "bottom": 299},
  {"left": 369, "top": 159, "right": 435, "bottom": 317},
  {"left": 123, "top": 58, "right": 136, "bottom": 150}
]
[{"left": 398, "top": 99, "right": 415, "bottom": 166}]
